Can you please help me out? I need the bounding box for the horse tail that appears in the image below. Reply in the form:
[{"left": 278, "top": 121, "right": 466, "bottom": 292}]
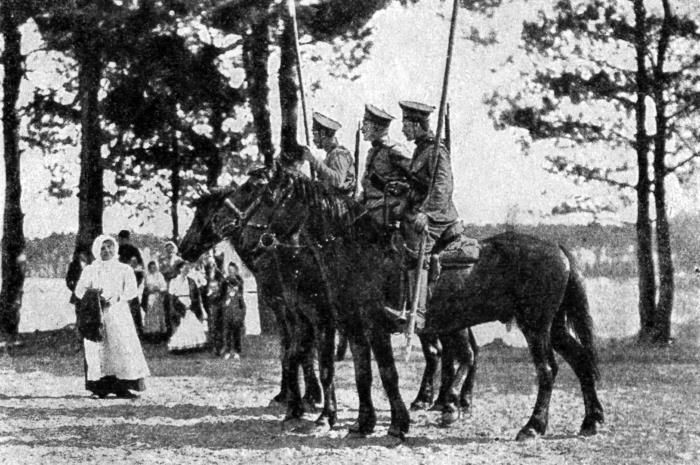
[{"left": 559, "top": 246, "right": 600, "bottom": 381}]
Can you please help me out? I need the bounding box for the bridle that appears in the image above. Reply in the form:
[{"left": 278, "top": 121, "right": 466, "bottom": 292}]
[{"left": 220, "top": 173, "right": 304, "bottom": 253}]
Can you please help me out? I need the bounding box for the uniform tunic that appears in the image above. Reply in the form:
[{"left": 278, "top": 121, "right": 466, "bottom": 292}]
[
  {"left": 403, "top": 134, "right": 459, "bottom": 254},
  {"left": 360, "top": 136, "right": 412, "bottom": 224},
  {"left": 307, "top": 142, "right": 355, "bottom": 195}
]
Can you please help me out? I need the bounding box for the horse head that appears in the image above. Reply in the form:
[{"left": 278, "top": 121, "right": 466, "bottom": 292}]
[{"left": 233, "top": 163, "right": 312, "bottom": 260}]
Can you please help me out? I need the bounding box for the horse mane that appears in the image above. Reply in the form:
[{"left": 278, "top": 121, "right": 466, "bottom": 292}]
[
  {"left": 192, "top": 184, "right": 239, "bottom": 207},
  {"left": 284, "top": 172, "right": 370, "bottom": 241}
]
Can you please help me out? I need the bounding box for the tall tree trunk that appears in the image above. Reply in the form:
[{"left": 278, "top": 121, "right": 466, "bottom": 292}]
[
  {"left": 633, "top": 0, "right": 657, "bottom": 343},
  {"left": 278, "top": 9, "right": 300, "bottom": 154},
  {"left": 170, "top": 140, "right": 181, "bottom": 242},
  {"left": 243, "top": 5, "right": 275, "bottom": 167},
  {"left": 75, "top": 43, "right": 104, "bottom": 259},
  {"left": 206, "top": 107, "right": 224, "bottom": 188},
  {"left": 0, "top": 4, "right": 26, "bottom": 337},
  {"left": 650, "top": 0, "right": 674, "bottom": 345}
]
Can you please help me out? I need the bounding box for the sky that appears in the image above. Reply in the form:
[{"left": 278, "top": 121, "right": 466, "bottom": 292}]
[{"left": 0, "top": 0, "right": 698, "bottom": 238}]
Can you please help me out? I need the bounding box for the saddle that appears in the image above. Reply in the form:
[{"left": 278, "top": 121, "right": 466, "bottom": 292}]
[
  {"left": 429, "top": 226, "right": 480, "bottom": 284},
  {"left": 435, "top": 234, "right": 480, "bottom": 270}
]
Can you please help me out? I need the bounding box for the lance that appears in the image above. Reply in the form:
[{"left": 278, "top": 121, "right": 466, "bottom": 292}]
[
  {"left": 445, "top": 102, "right": 452, "bottom": 154},
  {"left": 405, "top": 0, "right": 460, "bottom": 362},
  {"left": 287, "top": 0, "right": 314, "bottom": 179},
  {"left": 354, "top": 120, "right": 361, "bottom": 198}
]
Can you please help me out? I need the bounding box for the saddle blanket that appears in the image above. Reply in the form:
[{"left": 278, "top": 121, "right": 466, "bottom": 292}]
[{"left": 437, "top": 235, "right": 480, "bottom": 269}]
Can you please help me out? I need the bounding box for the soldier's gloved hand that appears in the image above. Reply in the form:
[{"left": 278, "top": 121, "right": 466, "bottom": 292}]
[
  {"left": 300, "top": 145, "right": 314, "bottom": 162},
  {"left": 385, "top": 181, "right": 409, "bottom": 196},
  {"left": 413, "top": 212, "right": 429, "bottom": 233}
]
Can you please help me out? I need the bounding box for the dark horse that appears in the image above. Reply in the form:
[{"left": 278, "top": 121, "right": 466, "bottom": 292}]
[
  {"left": 180, "top": 173, "right": 478, "bottom": 431},
  {"left": 180, "top": 185, "right": 323, "bottom": 415},
  {"left": 220, "top": 164, "right": 604, "bottom": 441}
]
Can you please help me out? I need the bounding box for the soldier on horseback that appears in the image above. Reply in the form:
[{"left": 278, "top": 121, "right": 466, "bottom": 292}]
[
  {"left": 301, "top": 112, "right": 355, "bottom": 196},
  {"left": 386, "top": 100, "right": 462, "bottom": 331},
  {"left": 358, "top": 104, "right": 412, "bottom": 227}
]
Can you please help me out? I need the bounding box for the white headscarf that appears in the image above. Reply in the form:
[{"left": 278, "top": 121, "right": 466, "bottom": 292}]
[
  {"left": 91, "top": 234, "right": 119, "bottom": 265},
  {"left": 75, "top": 234, "right": 137, "bottom": 302}
]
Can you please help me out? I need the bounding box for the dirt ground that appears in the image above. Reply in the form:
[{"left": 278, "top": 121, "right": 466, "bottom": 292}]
[{"left": 1, "top": 329, "right": 700, "bottom": 465}]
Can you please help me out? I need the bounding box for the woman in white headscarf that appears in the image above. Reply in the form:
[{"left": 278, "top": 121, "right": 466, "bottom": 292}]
[{"left": 74, "top": 235, "right": 150, "bottom": 399}]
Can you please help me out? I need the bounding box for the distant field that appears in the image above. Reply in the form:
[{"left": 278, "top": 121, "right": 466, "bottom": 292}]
[
  {"left": 19, "top": 277, "right": 262, "bottom": 336},
  {"left": 18, "top": 275, "right": 700, "bottom": 346}
]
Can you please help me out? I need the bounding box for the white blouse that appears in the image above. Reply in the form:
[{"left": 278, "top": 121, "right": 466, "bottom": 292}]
[{"left": 75, "top": 259, "right": 138, "bottom": 305}]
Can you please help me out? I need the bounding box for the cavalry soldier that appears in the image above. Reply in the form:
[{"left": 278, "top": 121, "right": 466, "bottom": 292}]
[
  {"left": 358, "top": 104, "right": 412, "bottom": 227},
  {"left": 395, "top": 100, "right": 460, "bottom": 330},
  {"left": 302, "top": 112, "right": 355, "bottom": 195}
]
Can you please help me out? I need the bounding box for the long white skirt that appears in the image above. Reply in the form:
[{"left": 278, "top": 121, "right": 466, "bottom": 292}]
[
  {"left": 84, "top": 299, "right": 150, "bottom": 382},
  {"left": 167, "top": 310, "right": 208, "bottom": 352}
]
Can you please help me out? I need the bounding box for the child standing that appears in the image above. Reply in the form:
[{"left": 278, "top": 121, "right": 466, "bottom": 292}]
[{"left": 220, "top": 262, "right": 246, "bottom": 360}]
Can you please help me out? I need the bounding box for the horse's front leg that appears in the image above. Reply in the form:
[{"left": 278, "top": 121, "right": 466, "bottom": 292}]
[
  {"left": 313, "top": 321, "right": 337, "bottom": 432},
  {"left": 301, "top": 343, "right": 322, "bottom": 410},
  {"left": 281, "top": 323, "right": 307, "bottom": 425},
  {"left": 369, "top": 325, "right": 410, "bottom": 440},
  {"left": 439, "top": 330, "right": 476, "bottom": 427},
  {"left": 347, "top": 335, "right": 376, "bottom": 437},
  {"left": 411, "top": 333, "right": 441, "bottom": 411}
]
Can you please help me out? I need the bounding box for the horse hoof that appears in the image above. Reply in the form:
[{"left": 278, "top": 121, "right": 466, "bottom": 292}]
[
  {"left": 410, "top": 400, "right": 431, "bottom": 411},
  {"left": 347, "top": 421, "right": 374, "bottom": 437},
  {"left": 387, "top": 425, "right": 406, "bottom": 441},
  {"left": 281, "top": 418, "right": 305, "bottom": 432},
  {"left": 515, "top": 427, "right": 539, "bottom": 442},
  {"left": 429, "top": 402, "right": 445, "bottom": 412},
  {"left": 269, "top": 397, "right": 286, "bottom": 409},
  {"left": 312, "top": 416, "right": 332, "bottom": 435},
  {"left": 439, "top": 410, "right": 460, "bottom": 427},
  {"left": 301, "top": 399, "right": 318, "bottom": 414}
]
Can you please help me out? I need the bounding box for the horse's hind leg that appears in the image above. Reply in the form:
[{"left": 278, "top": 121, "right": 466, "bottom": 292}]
[
  {"left": 411, "top": 333, "right": 441, "bottom": 411},
  {"left": 517, "top": 327, "right": 557, "bottom": 441},
  {"left": 458, "top": 328, "right": 479, "bottom": 413},
  {"left": 551, "top": 316, "right": 604, "bottom": 436}
]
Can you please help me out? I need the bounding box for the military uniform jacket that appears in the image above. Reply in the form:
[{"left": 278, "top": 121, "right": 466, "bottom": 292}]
[
  {"left": 361, "top": 136, "right": 411, "bottom": 201},
  {"left": 408, "top": 135, "right": 458, "bottom": 225},
  {"left": 308, "top": 143, "right": 355, "bottom": 195}
]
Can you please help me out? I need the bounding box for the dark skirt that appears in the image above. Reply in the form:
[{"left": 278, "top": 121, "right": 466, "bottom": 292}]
[
  {"left": 86, "top": 376, "right": 146, "bottom": 394},
  {"left": 83, "top": 353, "right": 146, "bottom": 394}
]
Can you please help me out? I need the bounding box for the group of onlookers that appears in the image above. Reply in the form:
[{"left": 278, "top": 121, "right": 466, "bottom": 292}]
[{"left": 66, "top": 231, "right": 247, "bottom": 399}]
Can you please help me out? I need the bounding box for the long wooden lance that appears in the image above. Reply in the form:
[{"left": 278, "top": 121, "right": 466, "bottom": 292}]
[
  {"left": 404, "top": 0, "right": 460, "bottom": 362},
  {"left": 354, "top": 120, "right": 361, "bottom": 198},
  {"left": 287, "top": 0, "right": 315, "bottom": 179}
]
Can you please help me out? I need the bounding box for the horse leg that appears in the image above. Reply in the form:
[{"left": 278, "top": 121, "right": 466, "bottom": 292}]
[
  {"left": 282, "top": 323, "right": 307, "bottom": 425},
  {"left": 439, "top": 330, "right": 475, "bottom": 427},
  {"left": 271, "top": 300, "right": 289, "bottom": 406},
  {"left": 516, "top": 327, "right": 556, "bottom": 441},
  {"left": 313, "top": 322, "right": 337, "bottom": 432},
  {"left": 368, "top": 326, "right": 410, "bottom": 440},
  {"left": 431, "top": 334, "right": 454, "bottom": 412},
  {"left": 458, "top": 328, "right": 479, "bottom": 414},
  {"left": 335, "top": 333, "right": 349, "bottom": 362},
  {"left": 347, "top": 336, "right": 376, "bottom": 437},
  {"left": 551, "top": 316, "right": 604, "bottom": 436},
  {"left": 411, "top": 333, "right": 441, "bottom": 411},
  {"left": 301, "top": 345, "right": 322, "bottom": 411}
]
